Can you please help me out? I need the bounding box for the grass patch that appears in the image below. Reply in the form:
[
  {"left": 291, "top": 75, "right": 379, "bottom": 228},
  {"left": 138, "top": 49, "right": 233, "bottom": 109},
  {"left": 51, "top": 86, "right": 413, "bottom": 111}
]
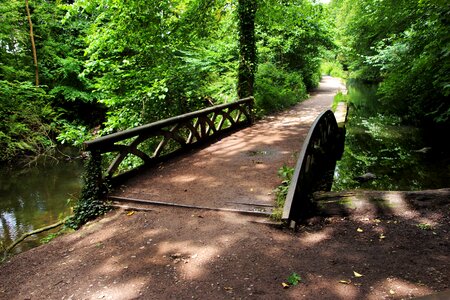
[{"left": 332, "top": 91, "right": 350, "bottom": 111}]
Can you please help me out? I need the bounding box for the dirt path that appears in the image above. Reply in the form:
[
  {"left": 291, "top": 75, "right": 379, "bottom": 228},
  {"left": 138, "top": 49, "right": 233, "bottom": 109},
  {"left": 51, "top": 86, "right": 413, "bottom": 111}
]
[
  {"left": 1, "top": 77, "right": 448, "bottom": 300},
  {"left": 111, "top": 76, "right": 345, "bottom": 213}
]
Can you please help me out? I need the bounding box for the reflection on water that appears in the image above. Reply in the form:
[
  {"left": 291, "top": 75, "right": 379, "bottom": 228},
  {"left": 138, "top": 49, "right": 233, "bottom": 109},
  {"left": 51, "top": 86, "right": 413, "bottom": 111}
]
[
  {"left": 332, "top": 80, "right": 450, "bottom": 191},
  {"left": 0, "top": 158, "right": 83, "bottom": 254}
]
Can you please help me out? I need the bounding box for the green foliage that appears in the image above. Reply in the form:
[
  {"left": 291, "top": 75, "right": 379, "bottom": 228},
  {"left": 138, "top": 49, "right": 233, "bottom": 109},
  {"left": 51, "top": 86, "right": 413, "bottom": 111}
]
[
  {"left": 40, "top": 230, "right": 64, "bottom": 244},
  {"left": 66, "top": 153, "right": 110, "bottom": 229},
  {"left": 271, "top": 165, "right": 294, "bottom": 220},
  {"left": 287, "top": 272, "right": 302, "bottom": 286},
  {"left": 255, "top": 62, "right": 308, "bottom": 114},
  {"left": 56, "top": 122, "right": 93, "bottom": 147},
  {"left": 0, "top": 0, "right": 33, "bottom": 82},
  {"left": 321, "top": 54, "right": 348, "bottom": 79},
  {"left": 332, "top": 91, "right": 349, "bottom": 111},
  {"left": 1, "top": 0, "right": 334, "bottom": 163},
  {"left": 257, "top": 0, "right": 332, "bottom": 90},
  {"left": 0, "top": 81, "right": 57, "bottom": 162},
  {"left": 417, "top": 223, "right": 433, "bottom": 231},
  {"left": 0, "top": 0, "right": 101, "bottom": 162},
  {"left": 330, "top": 0, "right": 450, "bottom": 126}
]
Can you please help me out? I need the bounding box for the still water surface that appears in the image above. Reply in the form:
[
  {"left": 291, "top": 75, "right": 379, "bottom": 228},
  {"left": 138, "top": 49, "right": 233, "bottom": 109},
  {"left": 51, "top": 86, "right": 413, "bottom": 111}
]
[
  {"left": 333, "top": 80, "right": 450, "bottom": 191},
  {"left": 0, "top": 159, "right": 83, "bottom": 254}
]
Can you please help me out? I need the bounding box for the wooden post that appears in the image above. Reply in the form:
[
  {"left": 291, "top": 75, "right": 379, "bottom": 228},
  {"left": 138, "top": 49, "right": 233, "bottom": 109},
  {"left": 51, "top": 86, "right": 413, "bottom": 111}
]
[{"left": 25, "top": 0, "right": 39, "bottom": 86}]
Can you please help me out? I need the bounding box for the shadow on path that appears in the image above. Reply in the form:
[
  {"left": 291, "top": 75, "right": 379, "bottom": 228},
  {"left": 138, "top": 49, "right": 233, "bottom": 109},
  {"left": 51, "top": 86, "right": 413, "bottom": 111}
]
[{"left": 111, "top": 76, "right": 345, "bottom": 213}]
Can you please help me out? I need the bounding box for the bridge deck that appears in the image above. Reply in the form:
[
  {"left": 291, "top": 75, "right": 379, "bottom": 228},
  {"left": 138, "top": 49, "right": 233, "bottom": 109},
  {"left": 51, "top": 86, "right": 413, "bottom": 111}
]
[{"left": 110, "top": 76, "right": 346, "bottom": 213}]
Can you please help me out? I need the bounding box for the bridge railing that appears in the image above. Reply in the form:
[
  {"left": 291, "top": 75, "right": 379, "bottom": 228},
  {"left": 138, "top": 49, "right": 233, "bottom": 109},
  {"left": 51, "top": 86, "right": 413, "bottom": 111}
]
[
  {"left": 83, "top": 97, "right": 254, "bottom": 184},
  {"left": 282, "top": 109, "right": 345, "bottom": 226}
]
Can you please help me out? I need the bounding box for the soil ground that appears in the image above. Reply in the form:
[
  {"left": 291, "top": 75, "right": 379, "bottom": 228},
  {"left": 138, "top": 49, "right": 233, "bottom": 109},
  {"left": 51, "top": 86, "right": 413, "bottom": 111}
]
[
  {"left": 110, "top": 76, "right": 345, "bottom": 213},
  {"left": 1, "top": 77, "right": 449, "bottom": 300}
]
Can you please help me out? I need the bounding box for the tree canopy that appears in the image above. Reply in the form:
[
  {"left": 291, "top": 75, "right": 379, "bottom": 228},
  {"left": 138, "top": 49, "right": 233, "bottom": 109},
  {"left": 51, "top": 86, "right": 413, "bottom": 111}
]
[
  {"left": 329, "top": 0, "right": 450, "bottom": 125},
  {"left": 1, "top": 0, "right": 448, "bottom": 163}
]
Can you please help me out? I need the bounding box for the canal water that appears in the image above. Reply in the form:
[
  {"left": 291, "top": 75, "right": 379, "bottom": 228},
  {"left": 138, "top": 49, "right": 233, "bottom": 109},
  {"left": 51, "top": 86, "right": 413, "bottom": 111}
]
[
  {"left": 0, "top": 158, "right": 83, "bottom": 255},
  {"left": 332, "top": 80, "right": 450, "bottom": 191}
]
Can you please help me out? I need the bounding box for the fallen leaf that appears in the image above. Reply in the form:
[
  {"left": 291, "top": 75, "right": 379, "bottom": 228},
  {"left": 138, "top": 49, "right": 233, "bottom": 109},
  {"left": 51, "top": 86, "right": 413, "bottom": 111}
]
[
  {"left": 126, "top": 211, "right": 135, "bottom": 216},
  {"left": 353, "top": 271, "right": 364, "bottom": 278},
  {"left": 339, "top": 280, "right": 351, "bottom": 284},
  {"left": 282, "top": 282, "right": 290, "bottom": 288},
  {"left": 224, "top": 287, "right": 233, "bottom": 291},
  {"left": 389, "top": 289, "right": 396, "bottom": 295},
  {"left": 357, "top": 228, "right": 364, "bottom": 232}
]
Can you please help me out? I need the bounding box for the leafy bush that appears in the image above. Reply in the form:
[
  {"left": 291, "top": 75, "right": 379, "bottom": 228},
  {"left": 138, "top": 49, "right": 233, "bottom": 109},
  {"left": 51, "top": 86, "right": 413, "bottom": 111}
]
[
  {"left": 331, "top": 0, "right": 449, "bottom": 126},
  {"left": 255, "top": 63, "right": 308, "bottom": 114},
  {"left": 0, "top": 81, "right": 57, "bottom": 162},
  {"left": 321, "top": 60, "right": 348, "bottom": 79},
  {"left": 271, "top": 165, "right": 294, "bottom": 220}
]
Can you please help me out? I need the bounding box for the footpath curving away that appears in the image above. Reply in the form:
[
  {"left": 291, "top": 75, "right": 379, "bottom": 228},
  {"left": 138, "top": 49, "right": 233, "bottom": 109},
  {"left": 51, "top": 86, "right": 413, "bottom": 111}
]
[
  {"left": 1, "top": 77, "right": 448, "bottom": 300},
  {"left": 110, "top": 76, "right": 346, "bottom": 213}
]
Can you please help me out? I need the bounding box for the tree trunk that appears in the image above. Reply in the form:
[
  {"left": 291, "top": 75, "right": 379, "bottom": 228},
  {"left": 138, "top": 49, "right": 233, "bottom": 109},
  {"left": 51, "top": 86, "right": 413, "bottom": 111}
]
[
  {"left": 237, "top": 0, "right": 257, "bottom": 99},
  {"left": 25, "top": 0, "right": 39, "bottom": 86}
]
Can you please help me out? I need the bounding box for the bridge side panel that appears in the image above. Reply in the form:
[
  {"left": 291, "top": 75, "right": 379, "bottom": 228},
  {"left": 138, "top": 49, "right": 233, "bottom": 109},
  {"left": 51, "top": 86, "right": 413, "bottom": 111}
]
[{"left": 282, "top": 110, "right": 342, "bottom": 223}]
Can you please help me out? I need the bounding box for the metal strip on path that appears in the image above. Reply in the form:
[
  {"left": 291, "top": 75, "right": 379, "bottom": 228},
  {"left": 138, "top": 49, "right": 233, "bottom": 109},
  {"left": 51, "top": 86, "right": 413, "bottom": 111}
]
[{"left": 109, "top": 195, "right": 272, "bottom": 216}]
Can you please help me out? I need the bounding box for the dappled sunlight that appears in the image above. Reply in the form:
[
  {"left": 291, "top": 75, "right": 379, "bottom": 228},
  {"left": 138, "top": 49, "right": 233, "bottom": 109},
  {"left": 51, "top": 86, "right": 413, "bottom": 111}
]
[
  {"left": 109, "top": 92, "right": 329, "bottom": 212},
  {"left": 381, "top": 192, "right": 418, "bottom": 218},
  {"left": 89, "top": 277, "right": 147, "bottom": 300},
  {"left": 298, "top": 115, "right": 318, "bottom": 123},
  {"left": 333, "top": 280, "right": 360, "bottom": 299},
  {"left": 170, "top": 174, "right": 198, "bottom": 183},
  {"left": 298, "top": 227, "right": 333, "bottom": 246},
  {"left": 415, "top": 217, "right": 439, "bottom": 228},
  {"left": 8, "top": 76, "right": 447, "bottom": 299},
  {"left": 367, "top": 277, "right": 433, "bottom": 300},
  {"left": 156, "top": 240, "right": 221, "bottom": 280},
  {"left": 94, "top": 255, "right": 126, "bottom": 277}
]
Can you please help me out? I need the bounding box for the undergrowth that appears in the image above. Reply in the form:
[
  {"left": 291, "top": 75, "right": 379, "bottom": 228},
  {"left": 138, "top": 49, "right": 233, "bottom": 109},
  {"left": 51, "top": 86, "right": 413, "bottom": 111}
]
[
  {"left": 271, "top": 165, "right": 294, "bottom": 221},
  {"left": 66, "top": 153, "right": 111, "bottom": 229}
]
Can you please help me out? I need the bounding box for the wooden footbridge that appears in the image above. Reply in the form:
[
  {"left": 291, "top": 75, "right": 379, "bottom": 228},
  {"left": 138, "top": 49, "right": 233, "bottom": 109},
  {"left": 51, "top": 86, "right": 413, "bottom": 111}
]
[{"left": 83, "top": 77, "right": 348, "bottom": 224}]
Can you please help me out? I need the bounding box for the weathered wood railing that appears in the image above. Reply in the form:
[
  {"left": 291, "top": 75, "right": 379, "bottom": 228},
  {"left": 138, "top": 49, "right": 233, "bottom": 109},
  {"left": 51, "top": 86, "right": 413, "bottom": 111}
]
[
  {"left": 282, "top": 109, "right": 345, "bottom": 226},
  {"left": 83, "top": 97, "right": 254, "bottom": 184}
]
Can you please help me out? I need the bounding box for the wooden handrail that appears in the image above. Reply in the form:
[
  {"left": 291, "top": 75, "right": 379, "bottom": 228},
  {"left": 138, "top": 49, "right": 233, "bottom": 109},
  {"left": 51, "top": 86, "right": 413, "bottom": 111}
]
[
  {"left": 83, "top": 97, "right": 254, "bottom": 181},
  {"left": 84, "top": 97, "right": 254, "bottom": 150}
]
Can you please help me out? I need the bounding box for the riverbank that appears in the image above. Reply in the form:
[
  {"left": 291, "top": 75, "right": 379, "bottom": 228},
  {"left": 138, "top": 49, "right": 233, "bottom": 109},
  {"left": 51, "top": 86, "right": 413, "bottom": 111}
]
[
  {"left": 0, "top": 194, "right": 448, "bottom": 299},
  {"left": 1, "top": 77, "right": 448, "bottom": 299}
]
